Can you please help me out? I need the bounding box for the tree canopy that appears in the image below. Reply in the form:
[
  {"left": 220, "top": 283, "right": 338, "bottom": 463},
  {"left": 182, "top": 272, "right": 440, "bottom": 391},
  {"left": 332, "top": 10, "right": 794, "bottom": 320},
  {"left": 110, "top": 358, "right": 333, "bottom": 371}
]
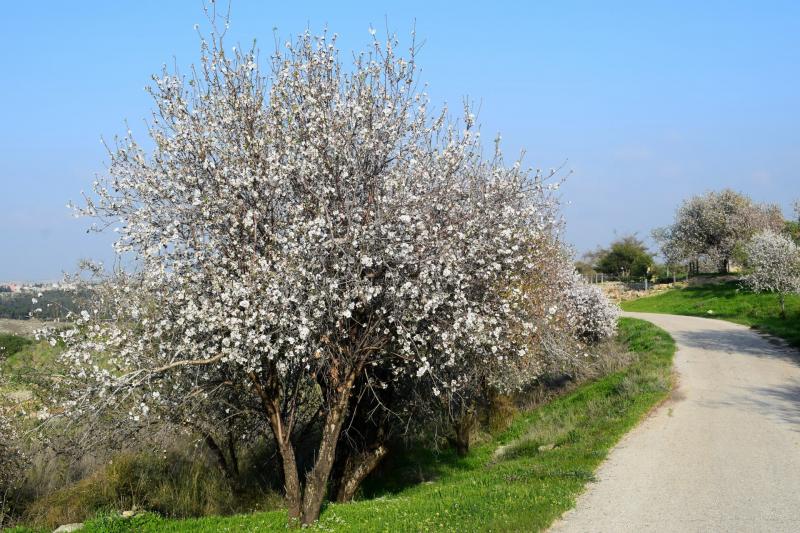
[
  {"left": 743, "top": 230, "right": 800, "bottom": 318},
  {"left": 593, "top": 236, "right": 654, "bottom": 278},
  {"left": 654, "top": 189, "right": 784, "bottom": 273}
]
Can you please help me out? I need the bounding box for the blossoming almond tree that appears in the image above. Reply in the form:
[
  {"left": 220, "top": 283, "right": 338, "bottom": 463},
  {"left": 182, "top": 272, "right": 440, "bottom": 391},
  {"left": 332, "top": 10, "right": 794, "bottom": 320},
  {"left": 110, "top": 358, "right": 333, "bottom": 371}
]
[
  {"left": 432, "top": 236, "right": 587, "bottom": 456},
  {"left": 655, "top": 189, "right": 784, "bottom": 273},
  {"left": 743, "top": 230, "right": 800, "bottom": 318},
  {"left": 563, "top": 270, "right": 619, "bottom": 343},
  {"left": 57, "top": 26, "right": 564, "bottom": 526}
]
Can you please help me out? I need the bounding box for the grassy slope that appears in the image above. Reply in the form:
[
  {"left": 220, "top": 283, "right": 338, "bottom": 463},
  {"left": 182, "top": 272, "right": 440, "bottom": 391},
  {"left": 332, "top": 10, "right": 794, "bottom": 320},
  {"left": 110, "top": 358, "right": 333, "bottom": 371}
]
[
  {"left": 1, "top": 335, "right": 60, "bottom": 402},
  {"left": 0, "top": 334, "right": 33, "bottom": 360},
  {"left": 26, "top": 318, "right": 674, "bottom": 533},
  {"left": 621, "top": 280, "right": 800, "bottom": 348}
]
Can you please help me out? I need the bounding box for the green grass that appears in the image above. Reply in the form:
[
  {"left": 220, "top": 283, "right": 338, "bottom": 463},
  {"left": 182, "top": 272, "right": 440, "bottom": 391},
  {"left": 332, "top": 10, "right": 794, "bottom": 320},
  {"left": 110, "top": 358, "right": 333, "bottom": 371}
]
[
  {"left": 622, "top": 280, "right": 800, "bottom": 348},
  {"left": 0, "top": 336, "right": 61, "bottom": 403},
  {"left": 32, "top": 318, "right": 674, "bottom": 533},
  {"left": 0, "top": 333, "right": 33, "bottom": 360},
  {"left": 1, "top": 340, "right": 60, "bottom": 380}
]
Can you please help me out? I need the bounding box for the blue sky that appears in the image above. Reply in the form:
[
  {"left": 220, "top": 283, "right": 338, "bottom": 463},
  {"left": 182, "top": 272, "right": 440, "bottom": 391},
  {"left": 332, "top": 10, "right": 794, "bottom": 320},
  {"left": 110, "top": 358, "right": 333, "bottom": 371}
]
[{"left": 1, "top": 1, "right": 799, "bottom": 281}]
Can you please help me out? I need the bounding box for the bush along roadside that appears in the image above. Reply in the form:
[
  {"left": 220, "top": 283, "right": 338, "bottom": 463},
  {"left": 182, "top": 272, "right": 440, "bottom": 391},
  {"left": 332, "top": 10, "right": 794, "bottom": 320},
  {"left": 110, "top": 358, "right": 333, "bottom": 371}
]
[{"left": 29, "top": 317, "right": 673, "bottom": 533}]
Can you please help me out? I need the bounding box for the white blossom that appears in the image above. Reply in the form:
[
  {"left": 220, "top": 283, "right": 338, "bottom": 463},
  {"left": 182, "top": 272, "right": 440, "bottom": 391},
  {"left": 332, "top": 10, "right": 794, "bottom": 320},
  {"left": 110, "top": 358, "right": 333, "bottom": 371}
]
[
  {"left": 743, "top": 230, "right": 800, "bottom": 317},
  {"left": 56, "top": 27, "right": 571, "bottom": 526},
  {"left": 654, "top": 189, "right": 784, "bottom": 272}
]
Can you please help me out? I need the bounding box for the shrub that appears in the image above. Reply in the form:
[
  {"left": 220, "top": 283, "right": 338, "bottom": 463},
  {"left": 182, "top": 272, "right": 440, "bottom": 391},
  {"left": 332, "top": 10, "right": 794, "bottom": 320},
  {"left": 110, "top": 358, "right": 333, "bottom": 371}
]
[
  {"left": 0, "top": 334, "right": 33, "bottom": 361},
  {"left": 566, "top": 274, "right": 620, "bottom": 343},
  {"left": 22, "top": 452, "right": 246, "bottom": 529},
  {"left": 742, "top": 230, "right": 800, "bottom": 317},
  {"left": 0, "top": 411, "right": 27, "bottom": 527}
]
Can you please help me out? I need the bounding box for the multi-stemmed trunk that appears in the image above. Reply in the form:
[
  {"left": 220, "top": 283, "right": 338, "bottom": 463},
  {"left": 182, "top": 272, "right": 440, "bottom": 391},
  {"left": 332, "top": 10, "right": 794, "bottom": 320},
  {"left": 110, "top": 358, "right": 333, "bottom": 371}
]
[{"left": 257, "top": 363, "right": 364, "bottom": 527}]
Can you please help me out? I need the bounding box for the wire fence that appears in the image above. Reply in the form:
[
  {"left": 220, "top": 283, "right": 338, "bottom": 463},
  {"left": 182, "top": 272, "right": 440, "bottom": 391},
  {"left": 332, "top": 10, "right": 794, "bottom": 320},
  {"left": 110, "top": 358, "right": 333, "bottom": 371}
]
[{"left": 583, "top": 270, "right": 690, "bottom": 291}]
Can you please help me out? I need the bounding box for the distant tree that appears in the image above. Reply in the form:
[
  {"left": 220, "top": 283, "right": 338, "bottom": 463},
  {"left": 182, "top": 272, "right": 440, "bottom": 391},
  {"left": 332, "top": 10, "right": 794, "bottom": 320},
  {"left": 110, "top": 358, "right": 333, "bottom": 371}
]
[
  {"left": 742, "top": 230, "right": 800, "bottom": 318},
  {"left": 787, "top": 200, "right": 800, "bottom": 244},
  {"left": 594, "top": 236, "right": 654, "bottom": 278},
  {"left": 785, "top": 220, "right": 800, "bottom": 245},
  {"left": 652, "top": 226, "right": 685, "bottom": 281},
  {"left": 574, "top": 249, "right": 602, "bottom": 280},
  {"left": 0, "top": 289, "right": 84, "bottom": 320},
  {"left": 655, "top": 189, "right": 784, "bottom": 274},
  {"left": 574, "top": 260, "right": 596, "bottom": 279}
]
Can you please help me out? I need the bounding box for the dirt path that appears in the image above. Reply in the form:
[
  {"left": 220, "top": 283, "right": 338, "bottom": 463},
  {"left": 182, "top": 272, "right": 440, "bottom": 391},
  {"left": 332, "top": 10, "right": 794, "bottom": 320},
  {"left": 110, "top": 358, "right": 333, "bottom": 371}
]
[{"left": 550, "top": 312, "right": 800, "bottom": 533}]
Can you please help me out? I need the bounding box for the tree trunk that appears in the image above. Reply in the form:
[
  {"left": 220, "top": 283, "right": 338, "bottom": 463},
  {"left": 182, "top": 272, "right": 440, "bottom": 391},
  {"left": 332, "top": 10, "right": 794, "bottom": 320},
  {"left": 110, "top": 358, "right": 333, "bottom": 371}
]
[
  {"left": 204, "top": 433, "right": 232, "bottom": 479},
  {"left": 300, "top": 362, "right": 364, "bottom": 525},
  {"left": 250, "top": 371, "right": 303, "bottom": 526},
  {"left": 780, "top": 294, "right": 786, "bottom": 319},
  {"left": 226, "top": 432, "right": 240, "bottom": 478},
  {"left": 252, "top": 362, "right": 363, "bottom": 526},
  {"left": 449, "top": 412, "right": 476, "bottom": 457},
  {"left": 335, "top": 444, "right": 389, "bottom": 502},
  {"left": 276, "top": 436, "right": 302, "bottom": 525},
  {"left": 300, "top": 399, "right": 349, "bottom": 524}
]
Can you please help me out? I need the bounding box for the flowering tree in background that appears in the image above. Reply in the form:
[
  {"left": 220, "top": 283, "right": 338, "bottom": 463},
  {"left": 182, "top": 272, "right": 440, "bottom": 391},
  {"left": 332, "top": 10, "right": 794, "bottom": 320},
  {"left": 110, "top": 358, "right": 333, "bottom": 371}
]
[
  {"left": 655, "top": 189, "right": 784, "bottom": 273},
  {"left": 57, "top": 25, "right": 567, "bottom": 525},
  {"left": 563, "top": 271, "right": 619, "bottom": 343},
  {"left": 742, "top": 230, "right": 800, "bottom": 318},
  {"left": 782, "top": 200, "right": 800, "bottom": 245}
]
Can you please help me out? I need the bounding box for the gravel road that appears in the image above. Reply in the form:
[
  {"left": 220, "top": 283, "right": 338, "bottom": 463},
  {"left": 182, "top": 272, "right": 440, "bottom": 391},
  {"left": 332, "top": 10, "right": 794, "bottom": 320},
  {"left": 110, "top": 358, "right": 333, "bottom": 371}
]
[{"left": 550, "top": 312, "right": 800, "bottom": 533}]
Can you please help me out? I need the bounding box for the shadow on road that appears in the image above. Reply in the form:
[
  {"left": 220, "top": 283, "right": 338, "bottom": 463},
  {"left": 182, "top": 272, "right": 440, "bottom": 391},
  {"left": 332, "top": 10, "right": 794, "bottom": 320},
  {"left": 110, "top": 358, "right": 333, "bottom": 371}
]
[
  {"left": 698, "top": 381, "right": 800, "bottom": 432},
  {"left": 747, "top": 381, "right": 800, "bottom": 429},
  {"left": 672, "top": 329, "right": 799, "bottom": 363}
]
